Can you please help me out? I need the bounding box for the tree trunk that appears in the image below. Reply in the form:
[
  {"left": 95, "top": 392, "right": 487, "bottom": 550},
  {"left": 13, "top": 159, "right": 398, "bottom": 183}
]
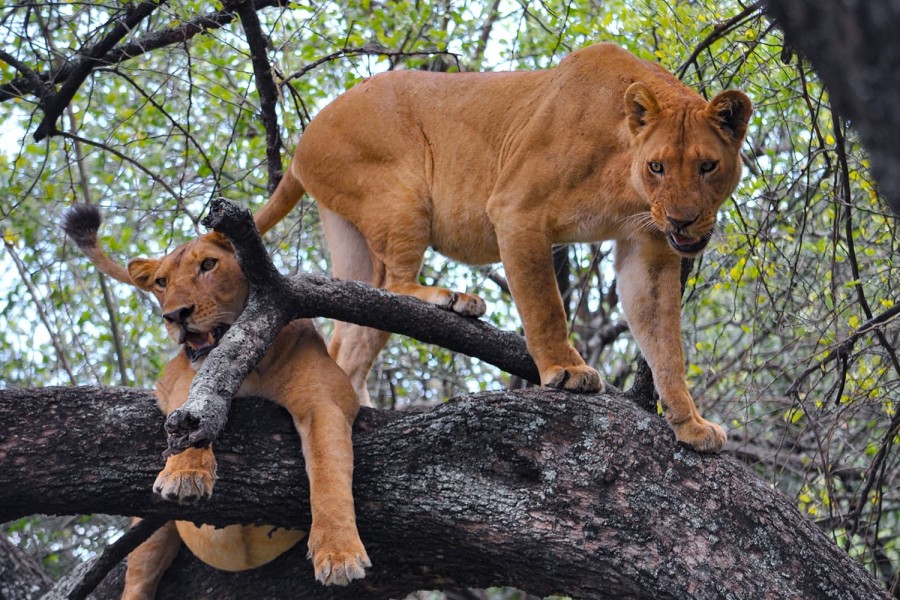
[
  {"left": 765, "top": 1, "right": 900, "bottom": 215},
  {"left": 0, "top": 386, "right": 887, "bottom": 599}
]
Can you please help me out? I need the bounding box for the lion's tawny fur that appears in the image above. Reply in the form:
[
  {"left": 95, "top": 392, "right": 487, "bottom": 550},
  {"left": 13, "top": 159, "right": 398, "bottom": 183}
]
[
  {"left": 63, "top": 206, "right": 370, "bottom": 598},
  {"left": 256, "top": 42, "right": 751, "bottom": 453}
]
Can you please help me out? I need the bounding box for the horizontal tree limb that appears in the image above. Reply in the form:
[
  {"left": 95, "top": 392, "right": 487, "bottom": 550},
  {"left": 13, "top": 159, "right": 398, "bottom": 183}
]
[{"left": 0, "top": 385, "right": 888, "bottom": 599}]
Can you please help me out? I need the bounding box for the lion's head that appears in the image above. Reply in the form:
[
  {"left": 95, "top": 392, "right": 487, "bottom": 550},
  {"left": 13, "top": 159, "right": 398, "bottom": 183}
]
[
  {"left": 127, "top": 233, "right": 248, "bottom": 362},
  {"left": 625, "top": 82, "right": 752, "bottom": 256},
  {"left": 63, "top": 205, "right": 247, "bottom": 364}
]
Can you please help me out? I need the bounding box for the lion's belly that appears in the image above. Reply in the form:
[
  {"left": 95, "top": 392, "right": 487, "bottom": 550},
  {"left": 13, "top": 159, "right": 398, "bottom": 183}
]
[
  {"left": 429, "top": 198, "right": 500, "bottom": 265},
  {"left": 176, "top": 521, "right": 304, "bottom": 571}
]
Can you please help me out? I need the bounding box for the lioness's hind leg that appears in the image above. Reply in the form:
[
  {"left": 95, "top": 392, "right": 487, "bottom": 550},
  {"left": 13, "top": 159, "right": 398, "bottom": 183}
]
[
  {"left": 122, "top": 519, "right": 180, "bottom": 600},
  {"left": 329, "top": 321, "right": 390, "bottom": 408}
]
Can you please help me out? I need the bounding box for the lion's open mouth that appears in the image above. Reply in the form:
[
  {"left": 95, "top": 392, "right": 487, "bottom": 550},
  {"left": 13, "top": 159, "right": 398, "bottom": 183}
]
[
  {"left": 667, "top": 231, "right": 712, "bottom": 255},
  {"left": 182, "top": 324, "right": 230, "bottom": 362}
]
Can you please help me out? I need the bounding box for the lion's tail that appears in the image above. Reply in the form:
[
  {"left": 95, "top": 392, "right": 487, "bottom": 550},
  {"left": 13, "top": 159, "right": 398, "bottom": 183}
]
[
  {"left": 254, "top": 164, "right": 306, "bottom": 235},
  {"left": 62, "top": 204, "right": 134, "bottom": 285}
]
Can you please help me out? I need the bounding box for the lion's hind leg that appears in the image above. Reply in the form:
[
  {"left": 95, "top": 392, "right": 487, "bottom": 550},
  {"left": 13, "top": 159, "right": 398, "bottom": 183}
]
[{"left": 122, "top": 520, "right": 180, "bottom": 600}]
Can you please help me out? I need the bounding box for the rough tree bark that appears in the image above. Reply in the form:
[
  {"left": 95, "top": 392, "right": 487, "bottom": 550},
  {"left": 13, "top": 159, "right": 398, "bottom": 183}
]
[
  {"left": 765, "top": 1, "right": 900, "bottom": 215},
  {"left": 0, "top": 385, "right": 888, "bottom": 600}
]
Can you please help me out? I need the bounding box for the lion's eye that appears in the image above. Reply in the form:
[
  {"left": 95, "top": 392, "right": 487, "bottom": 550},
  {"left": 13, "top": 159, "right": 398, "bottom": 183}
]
[
  {"left": 155, "top": 277, "right": 167, "bottom": 289},
  {"left": 200, "top": 258, "right": 218, "bottom": 273},
  {"left": 700, "top": 160, "right": 718, "bottom": 174},
  {"left": 648, "top": 161, "right": 665, "bottom": 174}
]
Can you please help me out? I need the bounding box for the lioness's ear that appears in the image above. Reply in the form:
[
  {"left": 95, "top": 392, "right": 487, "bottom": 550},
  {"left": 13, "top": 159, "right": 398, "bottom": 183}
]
[
  {"left": 204, "top": 231, "right": 234, "bottom": 252},
  {"left": 624, "top": 82, "right": 660, "bottom": 135},
  {"left": 127, "top": 258, "right": 160, "bottom": 291},
  {"left": 707, "top": 90, "right": 752, "bottom": 144}
]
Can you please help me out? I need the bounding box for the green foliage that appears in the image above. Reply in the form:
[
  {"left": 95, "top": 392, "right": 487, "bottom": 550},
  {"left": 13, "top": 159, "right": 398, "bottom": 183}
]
[{"left": 1, "top": 0, "right": 898, "bottom": 593}]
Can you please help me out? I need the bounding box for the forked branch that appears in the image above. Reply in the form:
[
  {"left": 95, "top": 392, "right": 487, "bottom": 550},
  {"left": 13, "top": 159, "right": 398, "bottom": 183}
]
[{"left": 166, "top": 198, "right": 542, "bottom": 454}]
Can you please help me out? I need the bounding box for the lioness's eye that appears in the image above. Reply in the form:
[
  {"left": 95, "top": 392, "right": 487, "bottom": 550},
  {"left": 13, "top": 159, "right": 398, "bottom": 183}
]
[
  {"left": 700, "top": 160, "right": 718, "bottom": 174},
  {"left": 648, "top": 161, "right": 664, "bottom": 174},
  {"left": 200, "top": 258, "right": 218, "bottom": 273},
  {"left": 155, "top": 277, "right": 167, "bottom": 288}
]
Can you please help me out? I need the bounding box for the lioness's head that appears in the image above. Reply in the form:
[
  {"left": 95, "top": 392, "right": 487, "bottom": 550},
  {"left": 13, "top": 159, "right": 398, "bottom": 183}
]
[
  {"left": 625, "top": 82, "right": 752, "bottom": 256},
  {"left": 127, "top": 233, "right": 248, "bottom": 363},
  {"left": 63, "top": 204, "right": 249, "bottom": 364}
]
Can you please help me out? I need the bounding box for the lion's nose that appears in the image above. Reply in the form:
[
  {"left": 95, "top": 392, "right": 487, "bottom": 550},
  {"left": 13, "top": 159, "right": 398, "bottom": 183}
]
[
  {"left": 163, "top": 305, "right": 195, "bottom": 325},
  {"left": 666, "top": 215, "right": 698, "bottom": 230}
]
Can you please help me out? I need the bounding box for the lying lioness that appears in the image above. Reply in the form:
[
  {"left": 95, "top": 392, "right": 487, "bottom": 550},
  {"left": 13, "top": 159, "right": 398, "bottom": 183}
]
[
  {"left": 63, "top": 205, "right": 370, "bottom": 598},
  {"left": 253, "top": 42, "right": 751, "bottom": 454}
]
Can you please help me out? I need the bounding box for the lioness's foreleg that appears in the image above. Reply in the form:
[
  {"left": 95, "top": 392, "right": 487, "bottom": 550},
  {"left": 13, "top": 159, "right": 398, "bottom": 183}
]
[
  {"left": 493, "top": 223, "right": 602, "bottom": 392},
  {"left": 122, "top": 520, "right": 180, "bottom": 600},
  {"left": 614, "top": 238, "right": 726, "bottom": 453},
  {"left": 267, "top": 326, "right": 369, "bottom": 586},
  {"left": 152, "top": 368, "right": 217, "bottom": 503},
  {"left": 293, "top": 404, "right": 370, "bottom": 585}
]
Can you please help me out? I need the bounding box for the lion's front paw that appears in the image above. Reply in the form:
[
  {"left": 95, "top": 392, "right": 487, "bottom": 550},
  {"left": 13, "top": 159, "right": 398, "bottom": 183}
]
[
  {"left": 308, "top": 528, "right": 370, "bottom": 586},
  {"left": 673, "top": 418, "right": 726, "bottom": 454},
  {"left": 543, "top": 364, "right": 604, "bottom": 393},
  {"left": 153, "top": 447, "right": 216, "bottom": 504}
]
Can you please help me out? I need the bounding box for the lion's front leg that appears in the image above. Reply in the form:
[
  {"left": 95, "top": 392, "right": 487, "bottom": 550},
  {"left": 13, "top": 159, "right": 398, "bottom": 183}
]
[
  {"left": 152, "top": 361, "right": 218, "bottom": 502},
  {"left": 494, "top": 223, "right": 603, "bottom": 392},
  {"left": 294, "top": 404, "right": 370, "bottom": 585},
  {"left": 615, "top": 238, "right": 726, "bottom": 453}
]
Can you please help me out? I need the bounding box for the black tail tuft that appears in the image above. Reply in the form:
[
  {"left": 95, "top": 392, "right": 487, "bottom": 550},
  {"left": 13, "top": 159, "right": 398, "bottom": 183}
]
[{"left": 62, "top": 204, "right": 102, "bottom": 248}]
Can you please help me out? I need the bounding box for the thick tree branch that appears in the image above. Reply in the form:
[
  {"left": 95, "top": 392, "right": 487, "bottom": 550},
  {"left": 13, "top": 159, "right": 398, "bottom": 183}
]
[
  {"left": 764, "top": 1, "right": 900, "bottom": 215},
  {"left": 0, "top": 534, "right": 53, "bottom": 599},
  {"left": 42, "top": 517, "right": 166, "bottom": 600},
  {"left": 33, "top": 0, "right": 167, "bottom": 141},
  {"left": 0, "top": 385, "right": 888, "bottom": 599},
  {"left": 166, "top": 199, "right": 541, "bottom": 454}
]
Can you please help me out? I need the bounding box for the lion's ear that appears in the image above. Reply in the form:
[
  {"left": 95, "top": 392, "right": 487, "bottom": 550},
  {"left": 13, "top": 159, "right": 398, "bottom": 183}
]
[
  {"left": 707, "top": 90, "right": 752, "bottom": 144},
  {"left": 204, "top": 231, "right": 234, "bottom": 252},
  {"left": 624, "top": 82, "right": 660, "bottom": 135},
  {"left": 127, "top": 258, "right": 160, "bottom": 291}
]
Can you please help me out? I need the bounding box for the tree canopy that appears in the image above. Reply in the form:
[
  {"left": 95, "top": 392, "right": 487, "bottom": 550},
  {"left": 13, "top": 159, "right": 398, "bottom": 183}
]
[{"left": 0, "top": 0, "right": 897, "bottom": 597}]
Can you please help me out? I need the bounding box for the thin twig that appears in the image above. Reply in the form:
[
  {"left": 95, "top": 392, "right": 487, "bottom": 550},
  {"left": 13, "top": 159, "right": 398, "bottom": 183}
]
[
  {"left": 3, "top": 240, "right": 77, "bottom": 385},
  {"left": 64, "top": 105, "right": 129, "bottom": 386},
  {"left": 234, "top": 0, "right": 284, "bottom": 194},
  {"left": 676, "top": 2, "right": 764, "bottom": 80},
  {"left": 282, "top": 47, "right": 461, "bottom": 84}
]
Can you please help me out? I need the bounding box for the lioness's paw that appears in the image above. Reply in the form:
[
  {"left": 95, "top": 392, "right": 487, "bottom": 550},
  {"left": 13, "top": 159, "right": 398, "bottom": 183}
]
[
  {"left": 446, "top": 291, "right": 487, "bottom": 317},
  {"left": 308, "top": 531, "right": 370, "bottom": 586},
  {"left": 543, "top": 365, "right": 604, "bottom": 393},
  {"left": 673, "top": 418, "right": 726, "bottom": 454},
  {"left": 153, "top": 466, "right": 215, "bottom": 504}
]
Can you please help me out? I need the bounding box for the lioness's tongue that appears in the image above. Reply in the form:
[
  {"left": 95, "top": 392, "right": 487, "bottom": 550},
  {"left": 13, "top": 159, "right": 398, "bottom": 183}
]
[
  {"left": 672, "top": 232, "right": 698, "bottom": 245},
  {"left": 184, "top": 331, "right": 214, "bottom": 350}
]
